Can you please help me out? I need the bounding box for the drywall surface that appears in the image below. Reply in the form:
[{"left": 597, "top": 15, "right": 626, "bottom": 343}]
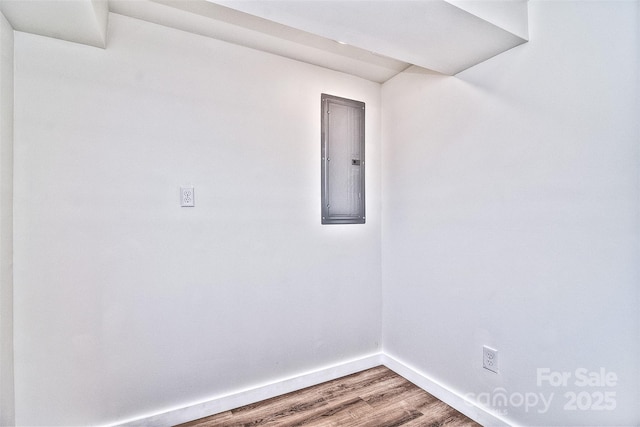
[
  {"left": 381, "top": 1, "right": 639, "bottom": 425},
  {"left": 13, "top": 13, "right": 382, "bottom": 426},
  {"left": 445, "top": 0, "right": 529, "bottom": 41},
  {"left": 216, "top": 0, "right": 527, "bottom": 76},
  {"left": 0, "top": 10, "right": 14, "bottom": 427},
  {"left": 0, "top": 0, "right": 108, "bottom": 48}
]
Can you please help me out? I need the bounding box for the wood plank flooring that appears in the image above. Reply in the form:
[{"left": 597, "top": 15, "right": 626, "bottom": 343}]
[{"left": 176, "top": 366, "right": 481, "bottom": 427}]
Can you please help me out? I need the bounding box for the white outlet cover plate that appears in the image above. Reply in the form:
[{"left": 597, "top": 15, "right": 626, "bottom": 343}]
[
  {"left": 483, "top": 345, "right": 498, "bottom": 373},
  {"left": 180, "top": 186, "right": 194, "bottom": 207}
]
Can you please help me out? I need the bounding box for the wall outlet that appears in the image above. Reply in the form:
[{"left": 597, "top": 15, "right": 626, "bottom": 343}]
[
  {"left": 180, "top": 186, "right": 195, "bottom": 207},
  {"left": 483, "top": 346, "right": 498, "bottom": 373}
]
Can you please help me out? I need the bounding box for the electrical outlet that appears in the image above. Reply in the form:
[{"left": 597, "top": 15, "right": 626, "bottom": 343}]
[
  {"left": 180, "top": 186, "right": 194, "bottom": 207},
  {"left": 483, "top": 346, "right": 498, "bottom": 373}
]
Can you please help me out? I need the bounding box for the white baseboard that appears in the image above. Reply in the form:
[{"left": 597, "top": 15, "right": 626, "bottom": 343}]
[
  {"left": 110, "top": 353, "right": 383, "bottom": 427},
  {"left": 381, "top": 352, "right": 514, "bottom": 427},
  {"left": 110, "top": 352, "right": 512, "bottom": 427}
]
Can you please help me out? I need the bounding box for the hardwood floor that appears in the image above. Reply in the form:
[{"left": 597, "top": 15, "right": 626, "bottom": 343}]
[{"left": 176, "top": 366, "right": 481, "bottom": 427}]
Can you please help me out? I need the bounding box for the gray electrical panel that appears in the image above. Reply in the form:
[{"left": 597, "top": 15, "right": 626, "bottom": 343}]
[{"left": 321, "top": 94, "right": 365, "bottom": 224}]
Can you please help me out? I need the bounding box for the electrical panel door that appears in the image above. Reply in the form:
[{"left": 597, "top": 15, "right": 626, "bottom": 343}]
[{"left": 321, "top": 94, "right": 365, "bottom": 224}]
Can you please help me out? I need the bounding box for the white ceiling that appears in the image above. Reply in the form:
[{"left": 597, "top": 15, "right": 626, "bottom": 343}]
[
  {"left": 0, "top": 0, "right": 528, "bottom": 82},
  {"left": 0, "top": 0, "right": 109, "bottom": 48},
  {"left": 214, "top": 0, "right": 528, "bottom": 75}
]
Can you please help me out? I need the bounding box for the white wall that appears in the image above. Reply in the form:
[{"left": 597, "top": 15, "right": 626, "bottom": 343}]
[
  {"left": 0, "top": 10, "right": 14, "bottom": 427},
  {"left": 382, "top": 1, "right": 639, "bottom": 426},
  {"left": 13, "top": 13, "right": 381, "bottom": 426}
]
